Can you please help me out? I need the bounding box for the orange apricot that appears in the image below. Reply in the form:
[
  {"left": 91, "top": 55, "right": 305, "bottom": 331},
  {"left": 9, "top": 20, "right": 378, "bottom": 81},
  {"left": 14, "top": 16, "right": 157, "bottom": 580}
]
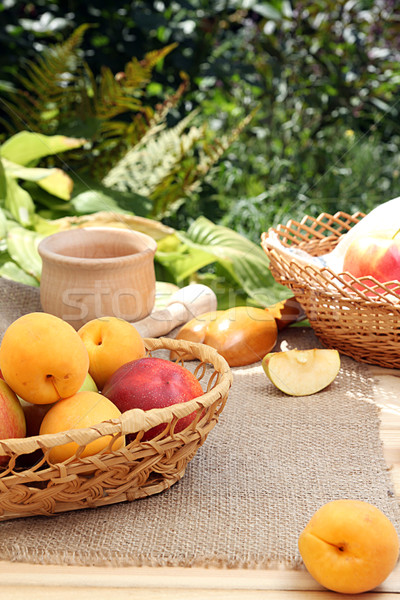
[
  {"left": 39, "top": 390, "right": 124, "bottom": 463},
  {"left": 0, "top": 312, "right": 89, "bottom": 405},
  {"left": 78, "top": 316, "right": 145, "bottom": 390}
]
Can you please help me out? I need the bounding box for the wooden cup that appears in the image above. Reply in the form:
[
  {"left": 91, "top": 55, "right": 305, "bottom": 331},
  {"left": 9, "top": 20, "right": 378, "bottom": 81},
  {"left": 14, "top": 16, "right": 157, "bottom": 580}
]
[{"left": 38, "top": 227, "right": 157, "bottom": 329}]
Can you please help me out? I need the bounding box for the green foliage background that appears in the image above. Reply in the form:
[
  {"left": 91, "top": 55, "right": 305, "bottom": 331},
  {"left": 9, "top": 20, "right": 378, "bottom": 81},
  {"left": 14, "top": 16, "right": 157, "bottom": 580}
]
[{"left": 0, "top": 0, "right": 399, "bottom": 304}]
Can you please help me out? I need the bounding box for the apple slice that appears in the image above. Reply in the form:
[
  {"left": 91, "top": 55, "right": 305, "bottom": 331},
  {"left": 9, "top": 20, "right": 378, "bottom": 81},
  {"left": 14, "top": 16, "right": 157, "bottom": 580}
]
[{"left": 262, "top": 348, "right": 340, "bottom": 396}]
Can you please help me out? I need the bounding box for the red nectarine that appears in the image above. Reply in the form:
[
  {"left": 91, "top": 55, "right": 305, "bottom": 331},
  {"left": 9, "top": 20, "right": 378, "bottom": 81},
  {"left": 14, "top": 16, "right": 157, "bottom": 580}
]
[{"left": 102, "top": 357, "right": 204, "bottom": 441}]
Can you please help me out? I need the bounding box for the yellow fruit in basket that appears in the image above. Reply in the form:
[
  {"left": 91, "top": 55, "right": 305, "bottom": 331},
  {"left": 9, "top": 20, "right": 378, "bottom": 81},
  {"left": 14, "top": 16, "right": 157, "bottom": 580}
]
[
  {"left": 21, "top": 373, "right": 97, "bottom": 438},
  {"left": 0, "top": 312, "right": 89, "bottom": 405},
  {"left": 78, "top": 316, "right": 145, "bottom": 390},
  {"left": 262, "top": 348, "right": 340, "bottom": 396},
  {"left": 39, "top": 390, "right": 124, "bottom": 463},
  {"left": 298, "top": 499, "right": 399, "bottom": 594},
  {"left": 203, "top": 306, "right": 278, "bottom": 367}
]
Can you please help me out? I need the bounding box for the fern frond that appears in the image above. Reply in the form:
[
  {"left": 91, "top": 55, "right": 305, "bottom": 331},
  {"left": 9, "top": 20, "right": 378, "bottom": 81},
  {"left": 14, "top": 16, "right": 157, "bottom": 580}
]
[
  {"left": 3, "top": 24, "right": 91, "bottom": 134},
  {"left": 149, "top": 108, "right": 259, "bottom": 218},
  {"left": 102, "top": 112, "right": 204, "bottom": 194},
  {"left": 94, "top": 46, "right": 179, "bottom": 124},
  {"left": 140, "top": 44, "right": 178, "bottom": 71},
  {"left": 196, "top": 108, "right": 258, "bottom": 178}
]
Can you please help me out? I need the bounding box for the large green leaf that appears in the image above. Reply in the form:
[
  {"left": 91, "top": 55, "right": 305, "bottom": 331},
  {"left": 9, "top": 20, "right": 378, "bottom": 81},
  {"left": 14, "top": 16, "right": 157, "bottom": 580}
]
[
  {"left": 0, "top": 260, "right": 39, "bottom": 287},
  {"left": 0, "top": 209, "right": 8, "bottom": 247},
  {"left": 0, "top": 132, "right": 86, "bottom": 166},
  {"left": 0, "top": 158, "right": 7, "bottom": 200},
  {"left": 155, "top": 235, "right": 216, "bottom": 284},
  {"left": 71, "top": 176, "right": 152, "bottom": 217},
  {"left": 7, "top": 226, "right": 44, "bottom": 281},
  {"left": 2, "top": 158, "right": 59, "bottom": 182},
  {"left": 180, "top": 217, "right": 290, "bottom": 307},
  {"left": 2, "top": 159, "right": 73, "bottom": 200},
  {"left": 4, "top": 176, "right": 35, "bottom": 226},
  {"left": 37, "top": 169, "right": 73, "bottom": 200}
]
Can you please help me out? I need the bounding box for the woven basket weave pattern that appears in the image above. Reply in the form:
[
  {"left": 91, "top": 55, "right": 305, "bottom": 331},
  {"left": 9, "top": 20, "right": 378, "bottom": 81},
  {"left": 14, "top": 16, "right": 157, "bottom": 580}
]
[
  {"left": 261, "top": 211, "right": 400, "bottom": 369},
  {"left": 0, "top": 337, "right": 232, "bottom": 521}
]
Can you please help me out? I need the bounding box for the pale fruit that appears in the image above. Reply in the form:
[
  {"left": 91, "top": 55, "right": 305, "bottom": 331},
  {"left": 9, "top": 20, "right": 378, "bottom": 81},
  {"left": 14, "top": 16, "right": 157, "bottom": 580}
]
[
  {"left": 79, "top": 372, "right": 98, "bottom": 393},
  {"left": 298, "top": 499, "right": 399, "bottom": 594},
  {"left": 0, "top": 312, "right": 89, "bottom": 405},
  {"left": 262, "top": 348, "right": 340, "bottom": 396},
  {"left": 39, "top": 390, "right": 124, "bottom": 463},
  {"left": 78, "top": 316, "right": 146, "bottom": 390}
]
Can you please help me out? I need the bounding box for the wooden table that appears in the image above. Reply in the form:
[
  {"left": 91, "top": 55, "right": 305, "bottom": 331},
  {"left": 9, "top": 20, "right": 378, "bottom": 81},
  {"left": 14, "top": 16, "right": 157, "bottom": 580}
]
[{"left": 1, "top": 365, "right": 400, "bottom": 599}]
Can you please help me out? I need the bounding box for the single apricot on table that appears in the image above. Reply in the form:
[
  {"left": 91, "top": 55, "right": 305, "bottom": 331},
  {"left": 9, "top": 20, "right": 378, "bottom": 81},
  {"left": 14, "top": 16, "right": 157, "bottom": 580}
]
[
  {"left": 78, "top": 316, "right": 146, "bottom": 390},
  {"left": 39, "top": 390, "right": 124, "bottom": 463},
  {"left": 298, "top": 499, "right": 400, "bottom": 594},
  {"left": 203, "top": 306, "right": 278, "bottom": 367},
  {"left": 0, "top": 312, "right": 89, "bottom": 405}
]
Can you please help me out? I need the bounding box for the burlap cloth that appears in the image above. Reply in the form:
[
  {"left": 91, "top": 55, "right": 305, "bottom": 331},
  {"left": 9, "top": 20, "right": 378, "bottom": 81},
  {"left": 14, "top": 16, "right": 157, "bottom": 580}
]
[{"left": 0, "top": 278, "right": 399, "bottom": 569}]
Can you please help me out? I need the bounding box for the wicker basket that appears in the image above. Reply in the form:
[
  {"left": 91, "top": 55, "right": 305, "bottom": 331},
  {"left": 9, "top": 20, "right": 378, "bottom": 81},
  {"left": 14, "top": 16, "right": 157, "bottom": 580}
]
[
  {"left": 261, "top": 211, "right": 400, "bottom": 369},
  {"left": 0, "top": 337, "right": 232, "bottom": 521}
]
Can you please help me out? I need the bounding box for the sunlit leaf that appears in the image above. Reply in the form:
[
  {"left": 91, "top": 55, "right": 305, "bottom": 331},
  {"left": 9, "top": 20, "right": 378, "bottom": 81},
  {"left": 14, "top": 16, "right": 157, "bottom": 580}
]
[
  {"left": 5, "top": 176, "right": 35, "bottom": 226},
  {"left": 155, "top": 242, "right": 216, "bottom": 284},
  {"left": 1, "top": 158, "right": 57, "bottom": 181},
  {"left": 1, "top": 131, "right": 87, "bottom": 166},
  {"left": 0, "top": 209, "right": 8, "bottom": 244},
  {"left": 0, "top": 261, "right": 39, "bottom": 287},
  {"left": 180, "top": 216, "right": 290, "bottom": 306},
  {"left": 37, "top": 168, "right": 74, "bottom": 200},
  {"left": 0, "top": 159, "right": 7, "bottom": 200},
  {"left": 7, "top": 226, "right": 44, "bottom": 280}
]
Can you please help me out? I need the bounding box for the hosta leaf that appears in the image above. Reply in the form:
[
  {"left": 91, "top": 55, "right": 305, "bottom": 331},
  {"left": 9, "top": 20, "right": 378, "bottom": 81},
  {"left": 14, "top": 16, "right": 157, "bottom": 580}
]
[
  {"left": 5, "top": 176, "right": 35, "bottom": 226},
  {"left": 155, "top": 241, "right": 216, "bottom": 284},
  {"left": 0, "top": 261, "right": 39, "bottom": 287},
  {"left": 1, "top": 158, "right": 58, "bottom": 182},
  {"left": 3, "top": 160, "right": 73, "bottom": 201},
  {"left": 0, "top": 209, "right": 8, "bottom": 245},
  {"left": 71, "top": 176, "right": 152, "bottom": 217},
  {"left": 7, "top": 226, "right": 44, "bottom": 281},
  {"left": 0, "top": 132, "right": 86, "bottom": 166},
  {"left": 37, "top": 168, "right": 74, "bottom": 200},
  {"left": 0, "top": 158, "right": 7, "bottom": 199},
  {"left": 180, "top": 217, "right": 290, "bottom": 306}
]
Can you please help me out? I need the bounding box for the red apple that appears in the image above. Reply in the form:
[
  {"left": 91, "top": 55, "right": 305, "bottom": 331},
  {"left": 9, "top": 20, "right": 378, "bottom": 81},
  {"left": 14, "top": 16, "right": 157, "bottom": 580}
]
[
  {"left": 102, "top": 357, "right": 204, "bottom": 441},
  {"left": 0, "top": 379, "right": 26, "bottom": 465},
  {"left": 343, "top": 233, "right": 400, "bottom": 293}
]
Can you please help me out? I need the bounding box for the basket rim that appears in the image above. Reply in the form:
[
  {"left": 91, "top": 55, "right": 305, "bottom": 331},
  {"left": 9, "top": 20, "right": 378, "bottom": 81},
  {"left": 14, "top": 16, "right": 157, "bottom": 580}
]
[
  {"left": 261, "top": 211, "right": 400, "bottom": 305},
  {"left": 0, "top": 337, "right": 233, "bottom": 457}
]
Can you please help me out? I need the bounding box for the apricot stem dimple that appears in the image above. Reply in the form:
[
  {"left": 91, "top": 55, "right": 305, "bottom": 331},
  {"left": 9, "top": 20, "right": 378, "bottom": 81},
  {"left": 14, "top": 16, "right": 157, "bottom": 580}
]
[{"left": 309, "top": 532, "right": 347, "bottom": 553}]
